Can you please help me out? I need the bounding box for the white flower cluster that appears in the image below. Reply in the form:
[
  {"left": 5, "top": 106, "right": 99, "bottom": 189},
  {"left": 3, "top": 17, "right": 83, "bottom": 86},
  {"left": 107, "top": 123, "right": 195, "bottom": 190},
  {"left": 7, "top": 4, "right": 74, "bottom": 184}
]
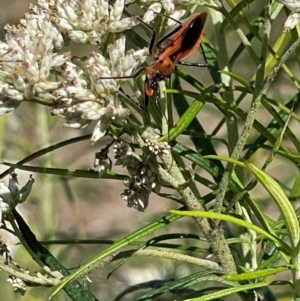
[
  {"left": 0, "top": 0, "right": 195, "bottom": 143},
  {"left": 37, "top": 0, "right": 140, "bottom": 45},
  {"left": 145, "top": 136, "right": 171, "bottom": 155},
  {"left": 51, "top": 36, "right": 148, "bottom": 143},
  {"left": 133, "top": 0, "right": 193, "bottom": 26},
  {"left": 0, "top": 9, "right": 67, "bottom": 115},
  {"left": 280, "top": 0, "right": 300, "bottom": 32},
  {"left": 0, "top": 173, "right": 34, "bottom": 224}
]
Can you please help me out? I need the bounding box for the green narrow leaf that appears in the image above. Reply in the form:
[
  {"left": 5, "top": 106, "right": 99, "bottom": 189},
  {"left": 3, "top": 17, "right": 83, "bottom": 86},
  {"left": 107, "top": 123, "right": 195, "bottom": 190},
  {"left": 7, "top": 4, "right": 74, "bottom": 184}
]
[
  {"left": 161, "top": 96, "right": 205, "bottom": 142},
  {"left": 223, "top": 265, "right": 294, "bottom": 281},
  {"left": 201, "top": 35, "right": 221, "bottom": 83},
  {"left": 204, "top": 155, "right": 246, "bottom": 167},
  {"left": 245, "top": 162, "right": 300, "bottom": 248},
  {"left": 244, "top": 94, "right": 300, "bottom": 160},
  {"left": 169, "top": 210, "right": 290, "bottom": 252},
  {"left": 170, "top": 77, "right": 224, "bottom": 172},
  {"left": 0, "top": 162, "right": 126, "bottom": 180},
  {"left": 220, "top": 70, "right": 253, "bottom": 89},
  {"left": 135, "top": 270, "right": 220, "bottom": 301},
  {"left": 184, "top": 281, "right": 276, "bottom": 301},
  {"left": 172, "top": 143, "right": 225, "bottom": 182},
  {"left": 0, "top": 134, "right": 91, "bottom": 179},
  {"left": 229, "top": 13, "right": 264, "bottom": 67},
  {"left": 290, "top": 174, "right": 300, "bottom": 200},
  {"left": 49, "top": 213, "right": 181, "bottom": 299}
]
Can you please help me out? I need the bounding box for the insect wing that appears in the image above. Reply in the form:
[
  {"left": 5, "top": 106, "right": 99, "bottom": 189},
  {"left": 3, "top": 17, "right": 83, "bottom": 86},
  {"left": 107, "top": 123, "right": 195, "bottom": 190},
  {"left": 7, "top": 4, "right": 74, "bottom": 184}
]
[
  {"left": 156, "top": 22, "right": 183, "bottom": 51},
  {"left": 158, "top": 13, "right": 207, "bottom": 64}
]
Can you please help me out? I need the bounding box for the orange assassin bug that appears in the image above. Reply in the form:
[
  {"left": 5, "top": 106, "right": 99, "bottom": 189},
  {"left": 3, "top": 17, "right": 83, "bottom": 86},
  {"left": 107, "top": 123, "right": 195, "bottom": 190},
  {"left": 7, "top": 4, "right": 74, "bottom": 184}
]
[
  {"left": 142, "top": 12, "right": 207, "bottom": 105},
  {"left": 101, "top": 12, "right": 208, "bottom": 107}
]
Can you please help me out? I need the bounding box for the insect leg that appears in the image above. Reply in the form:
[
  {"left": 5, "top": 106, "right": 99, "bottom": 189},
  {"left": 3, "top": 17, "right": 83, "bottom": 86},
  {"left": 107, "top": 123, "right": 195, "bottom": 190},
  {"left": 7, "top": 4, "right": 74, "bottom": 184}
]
[
  {"left": 177, "top": 42, "right": 208, "bottom": 68},
  {"left": 200, "top": 43, "right": 208, "bottom": 65},
  {"left": 136, "top": 17, "right": 157, "bottom": 55},
  {"left": 177, "top": 61, "right": 207, "bottom": 67},
  {"left": 119, "top": 87, "right": 144, "bottom": 109},
  {"left": 151, "top": 11, "right": 182, "bottom": 26}
]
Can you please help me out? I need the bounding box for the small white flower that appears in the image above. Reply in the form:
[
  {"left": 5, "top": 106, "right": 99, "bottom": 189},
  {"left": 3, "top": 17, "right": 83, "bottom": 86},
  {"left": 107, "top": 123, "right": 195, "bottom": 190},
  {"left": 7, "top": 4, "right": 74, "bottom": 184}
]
[
  {"left": 63, "top": 118, "right": 91, "bottom": 129},
  {"left": 121, "top": 184, "right": 149, "bottom": 212},
  {"left": 169, "top": 9, "right": 187, "bottom": 25},
  {"left": 280, "top": 0, "right": 300, "bottom": 31},
  {"left": 126, "top": 0, "right": 190, "bottom": 26},
  {"left": 90, "top": 119, "right": 110, "bottom": 144},
  {"left": 143, "top": 4, "right": 162, "bottom": 23},
  {"left": 280, "top": 0, "right": 300, "bottom": 11},
  {"left": 162, "top": 0, "right": 175, "bottom": 14},
  {"left": 284, "top": 11, "right": 300, "bottom": 32}
]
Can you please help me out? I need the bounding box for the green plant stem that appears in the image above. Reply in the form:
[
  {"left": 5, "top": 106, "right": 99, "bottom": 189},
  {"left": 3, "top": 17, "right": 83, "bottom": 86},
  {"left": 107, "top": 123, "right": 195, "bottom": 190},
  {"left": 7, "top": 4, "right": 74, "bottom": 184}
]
[
  {"left": 133, "top": 124, "right": 236, "bottom": 274},
  {"left": 219, "top": 6, "right": 260, "bottom": 64},
  {"left": 208, "top": 5, "right": 238, "bottom": 154},
  {"left": 159, "top": 150, "right": 236, "bottom": 275},
  {"left": 293, "top": 253, "right": 300, "bottom": 298},
  {"left": 80, "top": 249, "right": 222, "bottom": 271},
  {"left": 0, "top": 257, "right": 61, "bottom": 286},
  {"left": 213, "top": 2, "right": 271, "bottom": 218},
  {"left": 0, "top": 134, "right": 91, "bottom": 179},
  {"left": 159, "top": 81, "right": 169, "bottom": 136},
  {"left": 119, "top": 249, "right": 221, "bottom": 270},
  {"left": 36, "top": 105, "right": 54, "bottom": 240}
]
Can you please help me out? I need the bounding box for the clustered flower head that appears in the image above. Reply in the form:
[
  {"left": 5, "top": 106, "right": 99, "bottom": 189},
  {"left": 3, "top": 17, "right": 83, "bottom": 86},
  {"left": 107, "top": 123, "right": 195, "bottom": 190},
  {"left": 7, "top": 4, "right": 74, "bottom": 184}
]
[
  {"left": 0, "top": 172, "right": 34, "bottom": 224},
  {"left": 280, "top": 0, "right": 300, "bottom": 31},
  {"left": 0, "top": 0, "right": 195, "bottom": 144},
  {"left": 0, "top": 8, "right": 67, "bottom": 115},
  {"left": 145, "top": 136, "right": 171, "bottom": 155},
  {"left": 113, "top": 141, "right": 160, "bottom": 211},
  {"left": 50, "top": 35, "right": 148, "bottom": 143}
]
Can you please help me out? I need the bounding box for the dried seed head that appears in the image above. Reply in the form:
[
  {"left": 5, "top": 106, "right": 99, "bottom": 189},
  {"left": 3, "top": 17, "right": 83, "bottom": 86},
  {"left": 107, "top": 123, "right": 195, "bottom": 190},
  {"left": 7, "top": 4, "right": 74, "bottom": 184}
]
[
  {"left": 0, "top": 172, "right": 34, "bottom": 224},
  {"left": 113, "top": 141, "right": 159, "bottom": 211},
  {"left": 121, "top": 178, "right": 149, "bottom": 211},
  {"left": 94, "top": 146, "right": 113, "bottom": 177},
  {"left": 113, "top": 141, "right": 134, "bottom": 166},
  {"left": 7, "top": 276, "right": 26, "bottom": 296}
]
